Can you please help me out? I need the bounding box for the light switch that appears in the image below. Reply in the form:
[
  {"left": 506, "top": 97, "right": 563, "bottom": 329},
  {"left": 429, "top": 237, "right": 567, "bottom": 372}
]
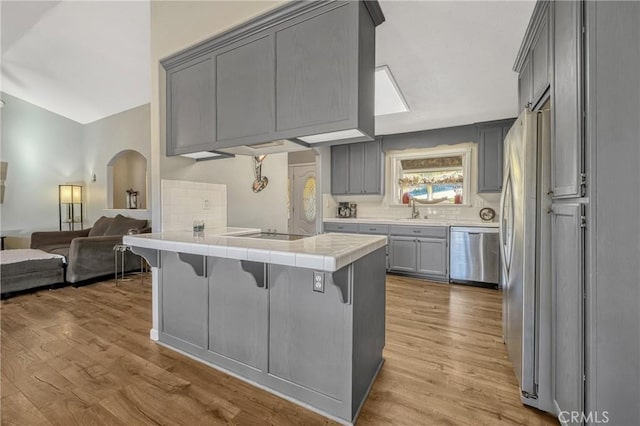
[
  {"left": 313, "top": 271, "right": 324, "bottom": 293},
  {"left": 203, "top": 199, "right": 210, "bottom": 210}
]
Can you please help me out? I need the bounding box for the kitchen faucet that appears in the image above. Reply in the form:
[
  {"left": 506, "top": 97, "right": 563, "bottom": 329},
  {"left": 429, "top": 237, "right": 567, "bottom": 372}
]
[{"left": 409, "top": 198, "right": 420, "bottom": 219}]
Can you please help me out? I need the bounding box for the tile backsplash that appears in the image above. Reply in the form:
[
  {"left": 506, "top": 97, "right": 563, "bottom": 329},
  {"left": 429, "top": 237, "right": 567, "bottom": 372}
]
[{"left": 161, "top": 179, "right": 227, "bottom": 231}]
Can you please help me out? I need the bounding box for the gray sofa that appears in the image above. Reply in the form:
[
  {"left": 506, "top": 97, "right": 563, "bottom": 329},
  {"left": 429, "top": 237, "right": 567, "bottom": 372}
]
[{"left": 31, "top": 214, "right": 149, "bottom": 283}]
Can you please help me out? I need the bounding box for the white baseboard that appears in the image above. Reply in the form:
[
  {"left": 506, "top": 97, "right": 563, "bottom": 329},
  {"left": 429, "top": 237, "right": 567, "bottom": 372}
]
[{"left": 149, "top": 328, "right": 159, "bottom": 341}]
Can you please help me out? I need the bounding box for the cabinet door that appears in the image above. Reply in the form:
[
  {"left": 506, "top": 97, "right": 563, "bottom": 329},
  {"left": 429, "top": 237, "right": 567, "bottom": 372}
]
[
  {"left": 518, "top": 55, "right": 533, "bottom": 111},
  {"left": 269, "top": 265, "right": 348, "bottom": 401},
  {"left": 207, "top": 259, "right": 268, "bottom": 370},
  {"left": 550, "top": 203, "right": 584, "bottom": 417},
  {"left": 161, "top": 252, "right": 207, "bottom": 348},
  {"left": 348, "top": 143, "right": 365, "bottom": 194},
  {"left": 167, "top": 56, "right": 216, "bottom": 155},
  {"left": 275, "top": 3, "right": 354, "bottom": 131},
  {"left": 552, "top": 0, "right": 583, "bottom": 198},
  {"left": 216, "top": 36, "right": 275, "bottom": 142},
  {"left": 363, "top": 140, "right": 382, "bottom": 194},
  {"left": 532, "top": 8, "right": 550, "bottom": 104},
  {"left": 389, "top": 237, "right": 417, "bottom": 273},
  {"left": 331, "top": 144, "right": 349, "bottom": 195},
  {"left": 417, "top": 238, "right": 448, "bottom": 277},
  {"left": 478, "top": 126, "right": 504, "bottom": 193}
]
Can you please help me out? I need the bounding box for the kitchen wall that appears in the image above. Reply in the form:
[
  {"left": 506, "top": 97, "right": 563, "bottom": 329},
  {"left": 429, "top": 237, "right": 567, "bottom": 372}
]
[
  {"left": 0, "top": 92, "right": 84, "bottom": 246},
  {"left": 150, "top": 0, "right": 288, "bottom": 233},
  {"left": 161, "top": 179, "right": 226, "bottom": 231},
  {"left": 83, "top": 104, "right": 151, "bottom": 224}
]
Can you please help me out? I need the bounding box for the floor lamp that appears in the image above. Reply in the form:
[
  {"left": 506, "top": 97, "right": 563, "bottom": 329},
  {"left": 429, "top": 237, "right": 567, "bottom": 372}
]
[{"left": 59, "top": 185, "right": 83, "bottom": 231}]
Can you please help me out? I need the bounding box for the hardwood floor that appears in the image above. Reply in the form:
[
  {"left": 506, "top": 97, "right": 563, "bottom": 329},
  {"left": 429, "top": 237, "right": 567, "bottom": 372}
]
[{"left": 1, "top": 274, "right": 557, "bottom": 425}]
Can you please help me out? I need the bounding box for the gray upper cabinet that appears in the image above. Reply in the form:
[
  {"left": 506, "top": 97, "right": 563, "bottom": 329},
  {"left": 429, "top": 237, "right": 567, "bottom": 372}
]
[
  {"left": 166, "top": 56, "right": 216, "bottom": 156},
  {"left": 552, "top": 0, "right": 583, "bottom": 198},
  {"left": 276, "top": 4, "right": 353, "bottom": 132},
  {"left": 518, "top": 55, "right": 533, "bottom": 111},
  {"left": 162, "top": 1, "right": 384, "bottom": 156},
  {"left": 477, "top": 120, "right": 515, "bottom": 193},
  {"left": 348, "top": 143, "right": 365, "bottom": 194},
  {"left": 216, "top": 36, "right": 275, "bottom": 142},
  {"left": 531, "top": 6, "right": 550, "bottom": 103},
  {"left": 331, "top": 139, "right": 383, "bottom": 195},
  {"left": 331, "top": 144, "right": 349, "bottom": 195}
]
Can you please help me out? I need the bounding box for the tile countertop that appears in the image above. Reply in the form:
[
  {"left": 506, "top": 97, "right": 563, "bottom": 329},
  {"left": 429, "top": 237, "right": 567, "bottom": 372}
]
[
  {"left": 323, "top": 217, "right": 500, "bottom": 228},
  {"left": 123, "top": 227, "right": 387, "bottom": 272}
]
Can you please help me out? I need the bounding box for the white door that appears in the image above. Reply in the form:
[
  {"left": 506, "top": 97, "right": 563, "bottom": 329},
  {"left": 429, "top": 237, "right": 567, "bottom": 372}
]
[{"left": 288, "top": 164, "right": 316, "bottom": 235}]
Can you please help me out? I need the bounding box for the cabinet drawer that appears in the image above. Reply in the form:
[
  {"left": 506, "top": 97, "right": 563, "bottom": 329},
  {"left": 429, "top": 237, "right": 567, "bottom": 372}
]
[
  {"left": 324, "top": 222, "right": 359, "bottom": 233},
  {"left": 357, "top": 224, "right": 389, "bottom": 235},
  {"left": 389, "top": 225, "right": 447, "bottom": 239}
]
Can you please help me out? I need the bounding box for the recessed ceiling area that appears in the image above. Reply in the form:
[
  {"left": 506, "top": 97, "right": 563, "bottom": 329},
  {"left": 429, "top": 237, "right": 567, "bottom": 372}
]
[
  {"left": 0, "top": 1, "right": 534, "bottom": 133},
  {"left": 1, "top": 0, "right": 150, "bottom": 124},
  {"left": 375, "top": 0, "right": 535, "bottom": 135}
]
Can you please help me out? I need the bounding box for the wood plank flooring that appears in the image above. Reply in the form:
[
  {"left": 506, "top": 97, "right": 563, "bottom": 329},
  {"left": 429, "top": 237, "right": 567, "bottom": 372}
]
[{"left": 1, "top": 274, "right": 557, "bottom": 425}]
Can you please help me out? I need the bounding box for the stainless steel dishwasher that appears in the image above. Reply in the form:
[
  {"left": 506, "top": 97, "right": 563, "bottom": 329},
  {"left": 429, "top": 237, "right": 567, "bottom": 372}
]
[{"left": 449, "top": 227, "right": 500, "bottom": 288}]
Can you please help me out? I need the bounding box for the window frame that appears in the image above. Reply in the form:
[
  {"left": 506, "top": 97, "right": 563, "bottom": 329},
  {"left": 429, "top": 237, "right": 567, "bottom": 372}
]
[{"left": 389, "top": 146, "right": 472, "bottom": 207}]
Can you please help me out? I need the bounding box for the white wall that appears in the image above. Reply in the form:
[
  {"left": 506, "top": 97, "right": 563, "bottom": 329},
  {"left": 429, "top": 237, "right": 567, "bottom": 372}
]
[
  {"left": 83, "top": 104, "right": 151, "bottom": 223},
  {"left": 0, "top": 92, "right": 84, "bottom": 237},
  {"left": 150, "top": 1, "right": 287, "bottom": 232}
]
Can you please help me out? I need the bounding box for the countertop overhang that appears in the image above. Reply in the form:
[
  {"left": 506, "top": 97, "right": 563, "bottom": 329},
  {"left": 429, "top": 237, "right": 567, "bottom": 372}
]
[
  {"left": 323, "top": 217, "right": 500, "bottom": 228},
  {"left": 123, "top": 227, "right": 387, "bottom": 272}
]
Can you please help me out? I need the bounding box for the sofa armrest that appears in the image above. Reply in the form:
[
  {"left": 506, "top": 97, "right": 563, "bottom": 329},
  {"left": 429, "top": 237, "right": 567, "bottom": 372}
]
[
  {"left": 65, "top": 235, "right": 125, "bottom": 283},
  {"left": 31, "top": 229, "right": 91, "bottom": 249}
]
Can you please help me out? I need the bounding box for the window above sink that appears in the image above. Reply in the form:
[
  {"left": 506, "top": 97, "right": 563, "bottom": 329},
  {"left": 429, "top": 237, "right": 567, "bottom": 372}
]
[{"left": 389, "top": 146, "right": 472, "bottom": 206}]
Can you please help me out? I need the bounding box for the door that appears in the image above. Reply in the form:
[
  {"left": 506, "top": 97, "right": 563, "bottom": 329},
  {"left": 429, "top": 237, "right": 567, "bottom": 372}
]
[
  {"left": 167, "top": 55, "right": 216, "bottom": 155},
  {"left": 478, "top": 126, "right": 505, "bottom": 193},
  {"left": 208, "top": 258, "right": 268, "bottom": 370},
  {"left": 552, "top": 0, "right": 583, "bottom": 198},
  {"left": 416, "top": 238, "right": 447, "bottom": 277},
  {"left": 348, "top": 143, "right": 364, "bottom": 194},
  {"left": 331, "top": 144, "right": 349, "bottom": 195},
  {"left": 550, "top": 203, "right": 584, "bottom": 416},
  {"left": 216, "top": 35, "right": 275, "bottom": 142},
  {"left": 389, "top": 237, "right": 417, "bottom": 273},
  {"left": 363, "top": 140, "right": 382, "bottom": 194},
  {"left": 499, "top": 110, "right": 538, "bottom": 397},
  {"left": 289, "top": 164, "right": 316, "bottom": 235}
]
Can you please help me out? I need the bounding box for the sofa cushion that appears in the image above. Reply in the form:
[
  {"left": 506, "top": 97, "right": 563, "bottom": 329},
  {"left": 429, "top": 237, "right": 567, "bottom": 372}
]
[
  {"left": 104, "top": 214, "right": 147, "bottom": 236},
  {"left": 88, "top": 216, "right": 113, "bottom": 237}
]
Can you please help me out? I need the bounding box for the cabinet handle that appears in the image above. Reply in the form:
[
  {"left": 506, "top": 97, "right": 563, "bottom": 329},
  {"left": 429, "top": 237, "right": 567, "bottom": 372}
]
[
  {"left": 413, "top": 230, "right": 421, "bottom": 233},
  {"left": 369, "top": 228, "right": 376, "bottom": 231}
]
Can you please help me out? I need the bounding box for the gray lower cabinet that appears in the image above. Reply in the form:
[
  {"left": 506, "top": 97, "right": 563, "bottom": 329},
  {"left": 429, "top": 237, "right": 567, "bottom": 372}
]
[
  {"left": 324, "top": 222, "right": 359, "bottom": 233},
  {"left": 216, "top": 35, "right": 275, "bottom": 143},
  {"left": 331, "top": 139, "right": 383, "bottom": 195},
  {"left": 552, "top": 0, "right": 583, "bottom": 198},
  {"left": 207, "top": 258, "right": 268, "bottom": 370},
  {"left": 388, "top": 236, "right": 417, "bottom": 273},
  {"left": 550, "top": 203, "right": 584, "bottom": 417},
  {"left": 157, "top": 248, "right": 387, "bottom": 423},
  {"left": 388, "top": 227, "right": 448, "bottom": 281},
  {"left": 160, "top": 252, "right": 208, "bottom": 348},
  {"left": 166, "top": 55, "right": 216, "bottom": 156},
  {"left": 416, "top": 238, "right": 448, "bottom": 276}
]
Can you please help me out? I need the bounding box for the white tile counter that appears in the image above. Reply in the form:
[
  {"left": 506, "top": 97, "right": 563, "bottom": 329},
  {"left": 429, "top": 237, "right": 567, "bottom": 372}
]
[
  {"left": 323, "top": 217, "right": 500, "bottom": 228},
  {"left": 124, "top": 227, "right": 387, "bottom": 272}
]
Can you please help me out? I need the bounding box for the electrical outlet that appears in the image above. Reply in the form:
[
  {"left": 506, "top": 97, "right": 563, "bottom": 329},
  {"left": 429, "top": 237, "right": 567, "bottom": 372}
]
[
  {"left": 203, "top": 199, "right": 210, "bottom": 210},
  {"left": 313, "top": 271, "right": 324, "bottom": 293}
]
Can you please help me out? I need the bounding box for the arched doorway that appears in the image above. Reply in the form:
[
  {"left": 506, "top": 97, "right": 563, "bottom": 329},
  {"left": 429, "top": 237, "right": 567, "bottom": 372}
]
[{"left": 107, "top": 150, "right": 147, "bottom": 209}]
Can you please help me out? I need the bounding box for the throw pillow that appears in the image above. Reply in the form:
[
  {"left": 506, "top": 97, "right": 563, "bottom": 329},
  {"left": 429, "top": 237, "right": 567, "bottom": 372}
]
[
  {"left": 88, "top": 216, "right": 113, "bottom": 237},
  {"left": 104, "top": 214, "right": 148, "bottom": 236}
]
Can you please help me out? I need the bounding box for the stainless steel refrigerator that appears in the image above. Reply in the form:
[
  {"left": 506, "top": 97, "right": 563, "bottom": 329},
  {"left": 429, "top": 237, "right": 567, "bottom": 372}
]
[{"left": 500, "top": 108, "right": 553, "bottom": 412}]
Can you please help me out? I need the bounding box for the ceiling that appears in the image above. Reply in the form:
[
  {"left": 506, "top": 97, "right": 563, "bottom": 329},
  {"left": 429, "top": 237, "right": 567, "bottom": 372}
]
[
  {"left": 1, "top": 0, "right": 150, "bottom": 124},
  {"left": 1, "top": 0, "right": 534, "bottom": 132}
]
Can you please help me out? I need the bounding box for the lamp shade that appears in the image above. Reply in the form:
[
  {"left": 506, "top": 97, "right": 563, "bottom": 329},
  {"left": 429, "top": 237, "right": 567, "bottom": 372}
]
[{"left": 59, "top": 185, "right": 82, "bottom": 203}]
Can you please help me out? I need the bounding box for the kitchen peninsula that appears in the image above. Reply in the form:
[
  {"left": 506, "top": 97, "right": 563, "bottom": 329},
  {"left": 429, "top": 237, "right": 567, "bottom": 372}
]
[{"left": 124, "top": 228, "right": 387, "bottom": 424}]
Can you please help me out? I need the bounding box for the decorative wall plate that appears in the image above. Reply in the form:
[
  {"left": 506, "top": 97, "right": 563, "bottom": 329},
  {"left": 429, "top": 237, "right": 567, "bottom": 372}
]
[{"left": 479, "top": 207, "right": 496, "bottom": 222}]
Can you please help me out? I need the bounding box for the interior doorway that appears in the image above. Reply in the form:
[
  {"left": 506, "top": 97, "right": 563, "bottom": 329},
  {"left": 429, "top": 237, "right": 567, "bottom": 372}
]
[{"left": 288, "top": 152, "right": 317, "bottom": 236}]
